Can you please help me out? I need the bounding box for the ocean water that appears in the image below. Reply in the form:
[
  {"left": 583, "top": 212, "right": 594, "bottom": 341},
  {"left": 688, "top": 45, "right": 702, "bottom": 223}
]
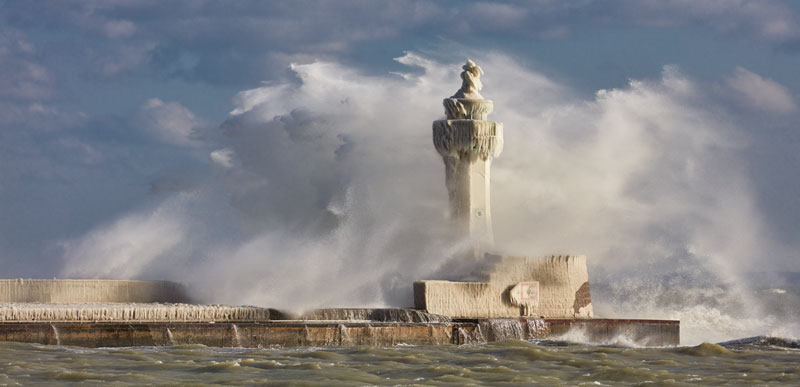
[{"left": 1, "top": 337, "right": 798, "bottom": 385}]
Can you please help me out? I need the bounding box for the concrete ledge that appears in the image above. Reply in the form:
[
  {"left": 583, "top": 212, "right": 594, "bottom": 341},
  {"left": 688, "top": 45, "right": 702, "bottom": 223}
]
[
  {"left": 0, "top": 318, "right": 679, "bottom": 347},
  {"left": 0, "top": 322, "right": 455, "bottom": 347},
  {"left": 0, "top": 303, "right": 272, "bottom": 323},
  {"left": 0, "top": 279, "right": 189, "bottom": 303},
  {"left": 0, "top": 305, "right": 452, "bottom": 324},
  {"left": 293, "top": 308, "right": 451, "bottom": 322}
]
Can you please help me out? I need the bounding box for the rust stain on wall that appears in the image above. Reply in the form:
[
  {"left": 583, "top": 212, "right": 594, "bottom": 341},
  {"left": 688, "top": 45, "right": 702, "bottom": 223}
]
[{"left": 573, "top": 281, "right": 591, "bottom": 315}]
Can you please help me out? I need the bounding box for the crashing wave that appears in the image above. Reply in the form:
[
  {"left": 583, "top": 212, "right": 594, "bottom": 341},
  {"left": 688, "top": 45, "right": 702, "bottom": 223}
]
[{"left": 717, "top": 336, "right": 800, "bottom": 349}]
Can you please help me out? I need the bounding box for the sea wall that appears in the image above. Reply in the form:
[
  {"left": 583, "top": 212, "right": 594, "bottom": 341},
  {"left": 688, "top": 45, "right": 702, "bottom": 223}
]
[
  {"left": 0, "top": 279, "right": 189, "bottom": 303},
  {"left": 0, "top": 303, "right": 271, "bottom": 323},
  {"left": 0, "top": 318, "right": 680, "bottom": 347},
  {"left": 0, "top": 305, "right": 458, "bottom": 324}
]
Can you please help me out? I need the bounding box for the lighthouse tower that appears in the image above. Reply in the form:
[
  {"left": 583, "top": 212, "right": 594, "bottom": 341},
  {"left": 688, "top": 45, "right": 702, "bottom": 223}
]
[
  {"left": 432, "top": 59, "right": 503, "bottom": 257},
  {"left": 417, "top": 60, "right": 593, "bottom": 320}
]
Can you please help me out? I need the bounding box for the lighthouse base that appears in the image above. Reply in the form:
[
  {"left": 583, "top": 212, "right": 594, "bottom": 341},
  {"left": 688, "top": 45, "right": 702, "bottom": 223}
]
[{"left": 414, "top": 255, "right": 593, "bottom": 319}]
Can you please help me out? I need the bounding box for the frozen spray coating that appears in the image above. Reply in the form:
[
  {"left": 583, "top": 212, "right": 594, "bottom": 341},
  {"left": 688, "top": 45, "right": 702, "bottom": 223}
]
[
  {"left": 420, "top": 60, "right": 593, "bottom": 320},
  {"left": 0, "top": 302, "right": 271, "bottom": 323},
  {"left": 0, "top": 279, "right": 189, "bottom": 303},
  {"left": 434, "top": 59, "right": 504, "bottom": 256},
  {"left": 0, "top": 279, "right": 272, "bottom": 323},
  {"left": 56, "top": 53, "right": 797, "bottom": 343}
]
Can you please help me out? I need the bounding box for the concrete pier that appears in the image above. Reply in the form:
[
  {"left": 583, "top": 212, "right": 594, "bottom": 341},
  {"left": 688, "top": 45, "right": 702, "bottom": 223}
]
[
  {"left": 0, "top": 303, "right": 272, "bottom": 323},
  {"left": 0, "top": 308, "right": 679, "bottom": 347}
]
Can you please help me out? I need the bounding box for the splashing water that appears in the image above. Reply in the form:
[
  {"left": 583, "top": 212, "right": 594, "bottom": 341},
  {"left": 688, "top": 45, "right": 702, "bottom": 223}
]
[
  {"left": 49, "top": 324, "right": 60, "bottom": 346},
  {"left": 165, "top": 328, "right": 175, "bottom": 346},
  {"left": 231, "top": 324, "right": 242, "bottom": 347}
]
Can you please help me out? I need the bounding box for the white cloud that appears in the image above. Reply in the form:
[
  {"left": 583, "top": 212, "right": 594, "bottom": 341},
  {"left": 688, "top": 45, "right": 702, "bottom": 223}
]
[
  {"left": 139, "top": 98, "right": 203, "bottom": 146},
  {"left": 724, "top": 66, "right": 796, "bottom": 114},
  {"left": 210, "top": 148, "right": 234, "bottom": 168}
]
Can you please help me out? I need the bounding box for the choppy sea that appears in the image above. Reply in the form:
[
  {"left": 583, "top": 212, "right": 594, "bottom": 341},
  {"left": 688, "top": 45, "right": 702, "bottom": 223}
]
[{"left": 1, "top": 336, "right": 798, "bottom": 385}]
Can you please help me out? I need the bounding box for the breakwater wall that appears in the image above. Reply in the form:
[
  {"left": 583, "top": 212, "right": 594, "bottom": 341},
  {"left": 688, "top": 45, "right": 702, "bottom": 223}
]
[
  {"left": 0, "top": 279, "right": 189, "bottom": 303},
  {"left": 0, "top": 317, "right": 679, "bottom": 347},
  {"left": 0, "top": 303, "right": 272, "bottom": 323}
]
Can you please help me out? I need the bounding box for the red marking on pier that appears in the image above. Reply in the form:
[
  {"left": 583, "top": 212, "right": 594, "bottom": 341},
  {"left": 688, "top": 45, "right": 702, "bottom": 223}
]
[{"left": 520, "top": 281, "right": 539, "bottom": 302}]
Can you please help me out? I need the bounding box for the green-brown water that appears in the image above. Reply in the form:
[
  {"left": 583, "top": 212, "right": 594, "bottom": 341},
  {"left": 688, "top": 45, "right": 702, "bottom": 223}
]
[{"left": 1, "top": 338, "right": 798, "bottom": 385}]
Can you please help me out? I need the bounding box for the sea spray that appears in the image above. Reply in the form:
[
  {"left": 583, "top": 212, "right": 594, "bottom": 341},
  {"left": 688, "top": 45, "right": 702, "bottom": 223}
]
[
  {"left": 49, "top": 324, "right": 60, "bottom": 346},
  {"left": 231, "top": 324, "right": 242, "bottom": 347},
  {"left": 165, "top": 328, "right": 176, "bottom": 346}
]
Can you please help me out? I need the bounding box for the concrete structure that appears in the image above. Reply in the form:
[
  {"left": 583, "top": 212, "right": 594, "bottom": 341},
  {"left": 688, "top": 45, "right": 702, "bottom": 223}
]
[
  {"left": 295, "top": 308, "right": 452, "bottom": 322},
  {"left": 418, "top": 62, "right": 594, "bottom": 320},
  {"left": 0, "top": 280, "right": 271, "bottom": 323},
  {"left": 433, "top": 59, "right": 503, "bottom": 255},
  {"left": 415, "top": 255, "right": 593, "bottom": 318},
  {"left": 0, "top": 307, "right": 679, "bottom": 347},
  {"left": 0, "top": 303, "right": 271, "bottom": 323},
  {"left": 0, "top": 279, "right": 190, "bottom": 303}
]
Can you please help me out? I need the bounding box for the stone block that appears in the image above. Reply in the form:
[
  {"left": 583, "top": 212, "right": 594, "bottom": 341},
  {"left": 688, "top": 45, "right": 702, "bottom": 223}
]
[{"left": 415, "top": 255, "right": 593, "bottom": 319}]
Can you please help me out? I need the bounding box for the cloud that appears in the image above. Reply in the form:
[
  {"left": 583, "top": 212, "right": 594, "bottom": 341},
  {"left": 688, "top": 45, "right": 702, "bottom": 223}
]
[
  {"left": 139, "top": 98, "right": 204, "bottom": 146},
  {"left": 461, "top": 2, "right": 529, "bottom": 33},
  {"left": 56, "top": 138, "right": 103, "bottom": 164},
  {"left": 632, "top": 0, "right": 800, "bottom": 41},
  {"left": 0, "top": 30, "right": 87, "bottom": 128},
  {"left": 93, "top": 42, "right": 156, "bottom": 78},
  {"left": 6, "top": 0, "right": 798, "bottom": 87},
  {"left": 0, "top": 32, "right": 53, "bottom": 101},
  {"left": 209, "top": 148, "right": 234, "bottom": 168},
  {"left": 723, "top": 66, "right": 796, "bottom": 113},
  {"left": 104, "top": 19, "right": 136, "bottom": 38}
]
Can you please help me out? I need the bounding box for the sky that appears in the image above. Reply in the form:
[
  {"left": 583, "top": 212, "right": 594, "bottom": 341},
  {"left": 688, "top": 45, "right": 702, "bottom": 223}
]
[{"left": 1, "top": 0, "right": 800, "bottom": 341}]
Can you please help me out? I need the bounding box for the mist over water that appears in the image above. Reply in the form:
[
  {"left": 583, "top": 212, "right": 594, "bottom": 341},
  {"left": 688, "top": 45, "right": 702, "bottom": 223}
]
[{"left": 59, "top": 53, "right": 798, "bottom": 344}]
